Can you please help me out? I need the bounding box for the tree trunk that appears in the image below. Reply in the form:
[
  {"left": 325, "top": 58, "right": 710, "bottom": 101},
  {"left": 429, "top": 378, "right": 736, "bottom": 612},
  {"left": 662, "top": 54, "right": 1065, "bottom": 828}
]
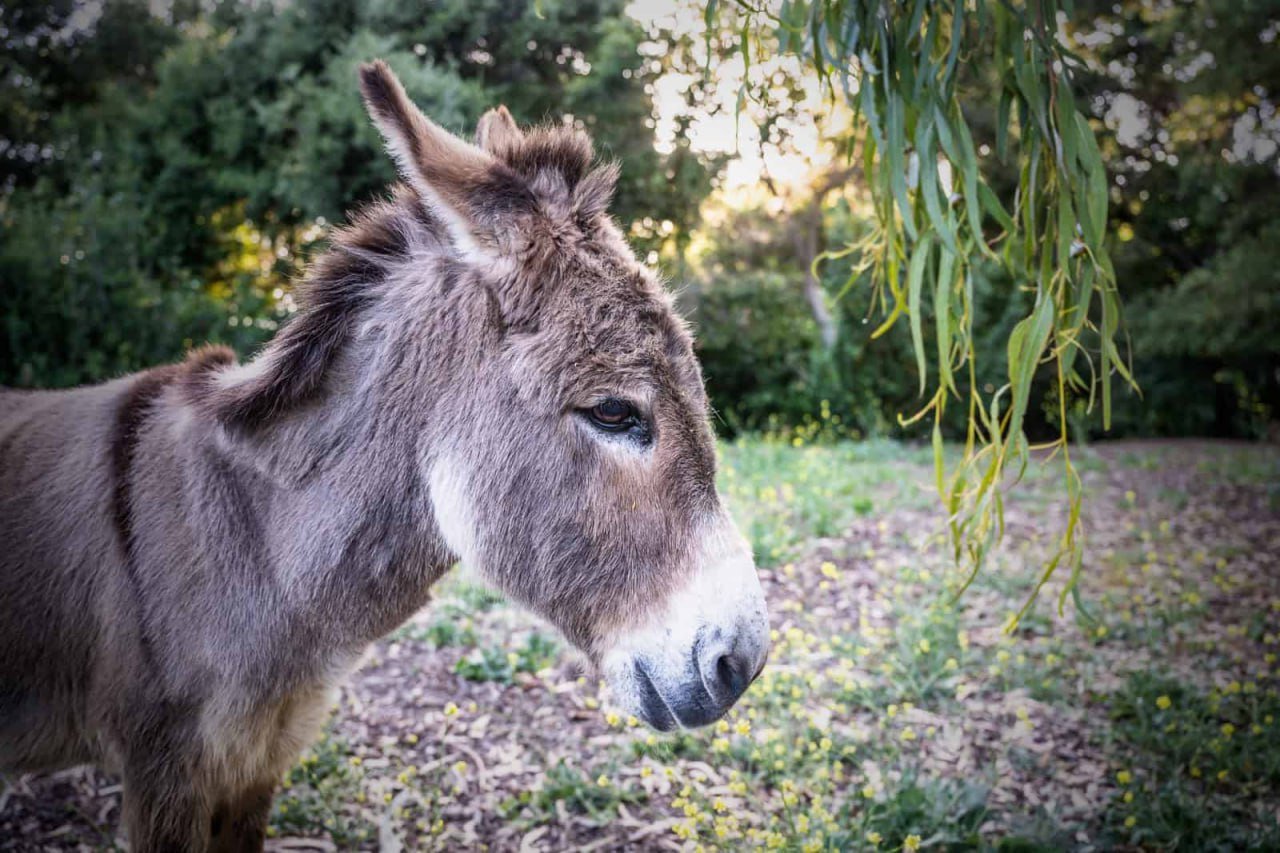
[
  {"left": 794, "top": 194, "right": 838, "bottom": 349},
  {"left": 787, "top": 165, "right": 857, "bottom": 350}
]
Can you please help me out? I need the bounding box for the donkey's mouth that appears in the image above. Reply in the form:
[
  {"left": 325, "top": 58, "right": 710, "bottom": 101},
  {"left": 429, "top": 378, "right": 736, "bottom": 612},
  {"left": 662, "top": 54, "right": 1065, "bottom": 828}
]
[
  {"left": 633, "top": 662, "right": 678, "bottom": 731},
  {"left": 633, "top": 661, "right": 726, "bottom": 731}
]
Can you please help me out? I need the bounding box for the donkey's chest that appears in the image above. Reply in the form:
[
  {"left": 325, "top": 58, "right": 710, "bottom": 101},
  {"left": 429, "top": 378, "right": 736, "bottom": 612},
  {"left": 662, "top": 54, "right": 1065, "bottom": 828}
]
[{"left": 196, "top": 669, "right": 347, "bottom": 791}]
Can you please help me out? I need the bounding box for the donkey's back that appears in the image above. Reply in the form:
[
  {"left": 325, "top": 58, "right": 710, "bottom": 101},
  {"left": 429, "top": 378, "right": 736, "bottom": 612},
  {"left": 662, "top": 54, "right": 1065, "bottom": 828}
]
[{"left": 0, "top": 380, "right": 132, "bottom": 772}]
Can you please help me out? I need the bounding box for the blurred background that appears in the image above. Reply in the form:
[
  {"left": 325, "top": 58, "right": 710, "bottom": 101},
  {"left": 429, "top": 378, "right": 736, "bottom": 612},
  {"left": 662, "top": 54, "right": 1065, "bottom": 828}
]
[{"left": 3, "top": 0, "right": 1276, "bottom": 444}]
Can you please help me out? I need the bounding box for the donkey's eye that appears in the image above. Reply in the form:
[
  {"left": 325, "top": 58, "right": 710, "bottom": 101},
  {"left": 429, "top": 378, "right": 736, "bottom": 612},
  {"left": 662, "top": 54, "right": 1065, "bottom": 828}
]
[{"left": 588, "top": 398, "right": 635, "bottom": 431}]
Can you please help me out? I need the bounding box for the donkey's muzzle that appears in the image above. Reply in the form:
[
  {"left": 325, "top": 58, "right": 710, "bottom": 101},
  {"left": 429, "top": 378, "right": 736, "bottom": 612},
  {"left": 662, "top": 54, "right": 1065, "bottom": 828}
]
[
  {"left": 603, "top": 519, "right": 771, "bottom": 731},
  {"left": 630, "top": 627, "right": 767, "bottom": 731}
]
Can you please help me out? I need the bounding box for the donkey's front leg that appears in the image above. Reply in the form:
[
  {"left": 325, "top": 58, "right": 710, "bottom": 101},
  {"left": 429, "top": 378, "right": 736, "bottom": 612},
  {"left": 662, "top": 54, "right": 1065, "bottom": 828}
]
[
  {"left": 115, "top": 698, "right": 217, "bottom": 852},
  {"left": 209, "top": 781, "right": 276, "bottom": 853},
  {"left": 121, "top": 759, "right": 214, "bottom": 853}
]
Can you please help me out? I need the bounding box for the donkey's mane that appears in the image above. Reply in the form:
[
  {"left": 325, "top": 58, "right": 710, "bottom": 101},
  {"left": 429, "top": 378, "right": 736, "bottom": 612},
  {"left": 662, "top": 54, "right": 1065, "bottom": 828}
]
[
  {"left": 183, "top": 189, "right": 420, "bottom": 430},
  {"left": 186, "top": 123, "right": 611, "bottom": 432}
]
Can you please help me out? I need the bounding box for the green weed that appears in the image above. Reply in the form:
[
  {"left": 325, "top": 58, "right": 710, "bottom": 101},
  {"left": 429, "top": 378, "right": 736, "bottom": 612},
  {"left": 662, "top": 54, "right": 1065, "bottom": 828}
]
[
  {"left": 270, "top": 730, "right": 371, "bottom": 847},
  {"left": 454, "top": 633, "right": 558, "bottom": 684}
]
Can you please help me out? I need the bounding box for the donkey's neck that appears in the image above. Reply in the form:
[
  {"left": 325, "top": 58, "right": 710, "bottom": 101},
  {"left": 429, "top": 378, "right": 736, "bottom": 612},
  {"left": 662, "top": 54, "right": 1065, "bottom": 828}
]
[
  {"left": 194, "top": 195, "right": 467, "bottom": 651},
  {"left": 196, "top": 398, "right": 450, "bottom": 655}
]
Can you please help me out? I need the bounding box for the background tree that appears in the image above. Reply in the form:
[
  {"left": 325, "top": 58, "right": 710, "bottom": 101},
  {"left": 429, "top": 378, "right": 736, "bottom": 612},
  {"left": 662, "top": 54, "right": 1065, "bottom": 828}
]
[
  {"left": 1069, "top": 0, "right": 1280, "bottom": 438},
  {"left": 2, "top": 0, "right": 1274, "bottom": 536},
  {"left": 0, "top": 0, "right": 724, "bottom": 387}
]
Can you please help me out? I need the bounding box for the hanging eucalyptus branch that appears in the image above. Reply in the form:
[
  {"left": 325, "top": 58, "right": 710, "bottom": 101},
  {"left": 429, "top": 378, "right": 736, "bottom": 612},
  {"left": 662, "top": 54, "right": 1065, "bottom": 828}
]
[{"left": 714, "top": 0, "right": 1135, "bottom": 621}]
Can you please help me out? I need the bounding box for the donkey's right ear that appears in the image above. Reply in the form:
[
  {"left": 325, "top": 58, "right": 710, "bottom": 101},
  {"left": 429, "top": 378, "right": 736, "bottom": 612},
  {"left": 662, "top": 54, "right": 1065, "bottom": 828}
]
[
  {"left": 475, "top": 105, "right": 524, "bottom": 156},
  {"left": 358, "top": 61, "right": 532, "bottom": 260}
]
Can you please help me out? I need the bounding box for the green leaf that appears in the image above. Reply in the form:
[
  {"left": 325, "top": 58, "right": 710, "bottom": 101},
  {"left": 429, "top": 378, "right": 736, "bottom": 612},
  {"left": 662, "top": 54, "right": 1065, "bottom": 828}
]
[
  {"left": 1074, "top": 112, "right": 1108, "bottom": 247},
  {"left": 907, "top": 236, "right": 932, "bottom": 395},
  {"left": 886, "top": 92, "right": 919, "bottom": 242},
  {"left": 932, "top": 413, "right": 946, "bottom": 498},
  {"left": 996, "top": 86, "right": 1012, "bottom": 160},
  {"left": 1006, "top": 295, "right": 1055, "bottom": 441},
  {"left": 916, "top": 111, "right": 959, "bottom": 254},
  {"left": 935, "top": 247, "right": 956, "bottom": 394},
  {"left": 978, "top": 182, "right": 1014, "bottom": 231},
  {"left": 1056, "top": 189, "right": 1075, "bottom": 268}
]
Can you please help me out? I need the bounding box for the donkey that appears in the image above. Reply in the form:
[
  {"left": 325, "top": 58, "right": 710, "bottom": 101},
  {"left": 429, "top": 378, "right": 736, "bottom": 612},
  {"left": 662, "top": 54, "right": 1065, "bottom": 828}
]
[{"left": 0, "top": 61, "right": 769, "bottom": 850}]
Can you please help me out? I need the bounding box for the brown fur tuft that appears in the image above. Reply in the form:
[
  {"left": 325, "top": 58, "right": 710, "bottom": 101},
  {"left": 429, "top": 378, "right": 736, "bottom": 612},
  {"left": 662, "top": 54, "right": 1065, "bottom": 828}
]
[
  {"left": 475, "top": 105, "right": 524, "bottom": 155},
  {"left": 186, "top": 344, "right": 237, "bottom": 373}
]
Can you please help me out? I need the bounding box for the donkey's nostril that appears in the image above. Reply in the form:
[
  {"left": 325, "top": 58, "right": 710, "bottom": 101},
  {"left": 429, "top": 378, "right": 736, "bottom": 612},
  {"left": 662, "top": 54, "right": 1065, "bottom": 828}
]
[{"left": 711, "top": 650, "right": 751, "bottom": 701}]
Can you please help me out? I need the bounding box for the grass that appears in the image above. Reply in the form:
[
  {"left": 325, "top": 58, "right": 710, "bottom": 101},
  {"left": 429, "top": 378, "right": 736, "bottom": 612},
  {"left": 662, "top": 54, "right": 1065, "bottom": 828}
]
[
  {"left": 454, "top": 632, "right": 558, "bottom": 684},
  {"left": 719, "top": 437, "right": 936, "bottom": 566},
  {"left": 497, "top": 759, "right": 646, "bottom": 826},
  {"left": 271, "top": 732, "right": 371, "bottom": 848},
  {"left": 1101, "top": 672, "right": 1280, "bottom": 850},
  {"left": 254, "top": 436, "right": 1280, "bottom": 850}
]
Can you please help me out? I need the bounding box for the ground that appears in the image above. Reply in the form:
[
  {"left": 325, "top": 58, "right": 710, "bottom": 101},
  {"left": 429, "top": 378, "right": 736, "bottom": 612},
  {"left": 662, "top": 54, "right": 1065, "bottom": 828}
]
[{"left": 3, "top": 438, "right": 1279, "bottom": 852}]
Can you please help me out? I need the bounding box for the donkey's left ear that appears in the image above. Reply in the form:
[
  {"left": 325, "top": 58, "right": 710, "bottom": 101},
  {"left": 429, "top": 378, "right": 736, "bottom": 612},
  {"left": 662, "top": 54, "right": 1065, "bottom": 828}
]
[{"left": 359, "top": 61, "right": 533, "bottom": 260}]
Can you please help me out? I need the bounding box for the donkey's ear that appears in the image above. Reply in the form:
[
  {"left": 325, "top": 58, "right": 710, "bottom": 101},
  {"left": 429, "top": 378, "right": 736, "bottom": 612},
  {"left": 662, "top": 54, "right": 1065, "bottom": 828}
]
[
  {"left": 359, "top": 61, "right": 531, "bottom": 259},
  {"left": 475, "top": 105, "right": 524, "bottom": 156}
]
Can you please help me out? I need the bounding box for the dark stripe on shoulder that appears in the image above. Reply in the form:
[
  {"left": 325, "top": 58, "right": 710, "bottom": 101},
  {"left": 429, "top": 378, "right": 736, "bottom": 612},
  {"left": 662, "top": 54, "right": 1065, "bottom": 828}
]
[{"left": 109, "top": 362, "right": 185, "bottom": 671}]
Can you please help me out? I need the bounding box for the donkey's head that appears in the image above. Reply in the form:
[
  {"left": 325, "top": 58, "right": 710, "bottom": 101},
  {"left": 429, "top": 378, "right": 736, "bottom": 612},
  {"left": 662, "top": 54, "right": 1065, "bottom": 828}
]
[{"left": 358, "top": 62, "right": 768, "bottom": 729}]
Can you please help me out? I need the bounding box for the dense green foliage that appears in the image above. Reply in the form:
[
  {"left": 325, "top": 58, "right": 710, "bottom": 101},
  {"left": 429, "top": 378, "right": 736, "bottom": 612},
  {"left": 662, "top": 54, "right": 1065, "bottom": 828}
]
[
  {"left": 1077, "top": 0, "right": 1280, "bottom": 438},
  {"left": 0, "top": 0, "right": 719, "bottom": 386},
  {"left": 718, "top": 0, "right": 1132, "bottom": 591},
  {"left": 1, "top": 0, "right": 1274, "bottom": 448},
  {"left": 693, "top": 199, "right": 1027, "bottom": 441}
]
